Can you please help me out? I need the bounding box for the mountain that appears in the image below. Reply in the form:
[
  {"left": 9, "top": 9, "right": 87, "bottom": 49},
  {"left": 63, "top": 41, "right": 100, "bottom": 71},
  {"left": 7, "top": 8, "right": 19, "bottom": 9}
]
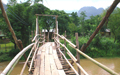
[
  {"left": 3, "top": 3, "right": 7, "bottom": 10},
  {"left": 78, "top": 6, "right": 104, "bottom": 19},
  {"left": 0, "top": 3, "right": 7, "bottom": 10},
  {"left": 65, "top": 10, "right": 78, "bottom": 13}
]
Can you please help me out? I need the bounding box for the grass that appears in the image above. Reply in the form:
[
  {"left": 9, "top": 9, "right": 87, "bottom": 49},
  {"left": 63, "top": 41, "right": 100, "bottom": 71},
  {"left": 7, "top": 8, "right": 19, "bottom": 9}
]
[{"left": 0, "top": 42, "right": 14, "bottom": 51}]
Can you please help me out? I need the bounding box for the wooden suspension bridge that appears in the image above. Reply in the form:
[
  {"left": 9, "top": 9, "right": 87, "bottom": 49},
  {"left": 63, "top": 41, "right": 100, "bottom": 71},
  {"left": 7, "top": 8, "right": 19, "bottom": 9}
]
[{"left": 0, "top": 0, "right": 120, "bottom": 75}]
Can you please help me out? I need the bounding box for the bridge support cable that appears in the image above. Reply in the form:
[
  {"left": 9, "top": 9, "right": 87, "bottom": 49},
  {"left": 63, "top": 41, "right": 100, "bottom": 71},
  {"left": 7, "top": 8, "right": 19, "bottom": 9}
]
[
  {"left": 0, "top": 43, "right": 34, "bottom": 75},
  {"left": 54, "top": 38, "right": 88, "bottom": 75},
  {"left": 55, "top": 33, "right": 119, "bottom": 75},
  {"left": 0, "top": 0, "right": 28, "bottom": 61}
]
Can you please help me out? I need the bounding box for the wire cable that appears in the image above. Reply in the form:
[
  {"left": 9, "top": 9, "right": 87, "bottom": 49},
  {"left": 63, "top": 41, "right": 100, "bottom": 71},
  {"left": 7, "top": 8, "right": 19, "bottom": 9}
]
[
  {"left": 7, "top": 10, "right": 29, "bottom": 25},
  {"left": 8, "top": 9, "right": 29, "bottom": 25}
]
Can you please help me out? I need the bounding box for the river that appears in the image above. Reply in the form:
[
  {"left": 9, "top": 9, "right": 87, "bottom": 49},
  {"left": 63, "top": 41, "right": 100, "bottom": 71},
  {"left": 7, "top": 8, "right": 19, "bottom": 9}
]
[{"left": 0, "top": 58, "right": 120, "bottom": 75}]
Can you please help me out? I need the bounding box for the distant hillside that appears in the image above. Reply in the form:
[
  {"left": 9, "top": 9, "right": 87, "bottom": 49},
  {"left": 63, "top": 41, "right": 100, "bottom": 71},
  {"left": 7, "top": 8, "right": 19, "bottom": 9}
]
[
  {"left": 78, "top": 6, "right": 104, "bottom": 19},
  {"left": 3, "top": 3, "right": 7, "bottom": 10},
  {"left": 0, "top": 3, "right": 7, "bottom": 10}
]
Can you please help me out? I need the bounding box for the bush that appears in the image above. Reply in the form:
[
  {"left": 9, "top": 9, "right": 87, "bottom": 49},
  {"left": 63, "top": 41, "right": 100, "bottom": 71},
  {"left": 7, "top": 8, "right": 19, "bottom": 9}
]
[
  {"left": 0, "top": 54, "right": 11, "bottom": 62},
  {"left": 8, "top": 49, "right": 19, "bottom": 57},
  {"left": 62, "top": 34, "right": 120, "bottom": 58}
]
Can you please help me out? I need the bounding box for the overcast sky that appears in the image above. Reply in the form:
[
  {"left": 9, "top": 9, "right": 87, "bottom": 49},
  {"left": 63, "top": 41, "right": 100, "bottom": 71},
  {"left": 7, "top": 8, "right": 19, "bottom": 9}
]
[{"left": 2, "top": 0, "right": 120, "bottom": 12}]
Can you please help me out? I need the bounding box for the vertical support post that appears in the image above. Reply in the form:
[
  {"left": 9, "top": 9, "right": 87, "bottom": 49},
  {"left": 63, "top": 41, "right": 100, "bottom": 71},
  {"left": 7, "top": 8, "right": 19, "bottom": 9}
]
[
  {"left": 64, "top": 31, "right": 66, "bottom": 55},
  {"left": 75, "top": 33, "right": 81, "bottom": 75},
  {"left": 35, "top": 16, "right": 38, "bottom": 50},
  {"left": 55, "top": 16, "right": 58, "bottom": 38}
]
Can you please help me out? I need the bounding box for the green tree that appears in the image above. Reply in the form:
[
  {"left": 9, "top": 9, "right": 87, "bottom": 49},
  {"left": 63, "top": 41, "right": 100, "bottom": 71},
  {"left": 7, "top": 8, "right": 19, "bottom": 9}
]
[
  {"left": 28, "top": 3, "right": 50, "bottom": 31},
  {"left": 79, "top": 11, "right": 88, "bottom": 36},
  {"left": 68, "top": 22, "right": 77, "bottom": 35},
  {"left": 51, "top": 10, "right": 71, "bottom": 34},
  {"left": 2, "top": 2, "right": 32, "bottom": 47},
  {"left": 70, "top": 12, "right": 80, "bottom": 26},
  {"left": 107, "top": 7, "right": 120, "bottom": 43},
  {"left": 8, "top": 0, "right": 17, "bottom": 6}
]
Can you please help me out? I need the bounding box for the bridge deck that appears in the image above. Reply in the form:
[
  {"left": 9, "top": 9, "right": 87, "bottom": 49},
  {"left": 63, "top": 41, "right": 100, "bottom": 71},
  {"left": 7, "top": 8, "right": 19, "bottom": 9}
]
[{"left": 33, "top": 42, "right": 66, "bottom": 75}]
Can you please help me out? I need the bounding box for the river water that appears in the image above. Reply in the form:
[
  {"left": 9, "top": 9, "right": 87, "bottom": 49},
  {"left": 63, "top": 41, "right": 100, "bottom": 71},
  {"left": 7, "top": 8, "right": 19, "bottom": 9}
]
[
  {"left": 0, "top": 58, "right": 120, "bottom": 75},
  {"left": 0, "top": 61, "right": 28, "bottom": 75},
  {"left": 74, "top": 58, "right": 120, "bottom": 75}
]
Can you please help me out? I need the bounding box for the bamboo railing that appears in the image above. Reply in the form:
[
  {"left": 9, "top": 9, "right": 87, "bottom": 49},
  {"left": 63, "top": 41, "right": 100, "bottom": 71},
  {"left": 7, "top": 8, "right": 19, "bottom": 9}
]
[
  {"left": 54, "top": 33, "right": 119, "bottom": 75},
  {"left": 0, "top": 43, "right": 34, "bottom": 75},
  {"left": 0, "top": 14, "right": 46, "bottom": 75},
  {"left": 54, "top": 37, "right": 88, "bottom": 75}
]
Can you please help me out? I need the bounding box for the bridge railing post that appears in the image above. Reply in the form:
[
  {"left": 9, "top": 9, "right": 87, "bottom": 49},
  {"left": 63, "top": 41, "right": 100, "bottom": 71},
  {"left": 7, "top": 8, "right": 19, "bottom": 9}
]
[{"left": 75, "top": 33, "right": 81, "bottom": 75}]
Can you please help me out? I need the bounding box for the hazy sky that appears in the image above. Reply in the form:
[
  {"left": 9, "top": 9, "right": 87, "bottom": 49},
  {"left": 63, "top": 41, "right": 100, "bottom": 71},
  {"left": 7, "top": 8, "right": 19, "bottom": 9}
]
[{"left": 2, "top": 0, "right": 120, "bottom": 12}]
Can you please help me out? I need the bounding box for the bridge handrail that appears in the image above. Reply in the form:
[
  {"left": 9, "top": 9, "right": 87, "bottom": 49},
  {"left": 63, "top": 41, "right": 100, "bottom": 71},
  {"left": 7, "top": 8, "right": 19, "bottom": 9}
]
[
  {"left": 32, "top": 34, "right": 40, "bottom": 42},
  {"left": 20, "top": 44, "right": 35, "bottom": 75},
  {"left": 54, "top": 38, "right": 88, "bottom": 75},
  {"left": 29, "top": 39, "right": 40, "bottom": 71},
  {"left": 55, "top": 33, "right": 119, "bottom": 75},
  {"left": 0, "top": 43, "right": 34, "bottom": 75}
]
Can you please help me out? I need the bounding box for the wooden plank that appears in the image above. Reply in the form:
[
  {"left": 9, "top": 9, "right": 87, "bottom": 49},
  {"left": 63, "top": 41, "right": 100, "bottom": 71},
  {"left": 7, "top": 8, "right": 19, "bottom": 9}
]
[
  {"left": 33, "top": 67, "right": 39, "bottom": 75},
  {"left": 53, "top": 49, "right": 58, "bottom": 59},
  {"left": 49, "top": 46, "right": 53, "bottom": 55},
  {"left": 40, "top": 52, "right": 45, "bottom": 75},
  {"left": 33, "top": 54, "right": 40, "bottom": 75},
  {"left": 42, "top": 46, "right": 45, "bottom": 52},
  {"left": 49, "top": 55, "right": 59, "bottom": 75},
  {"left": 53, "top": 50, "right": 63, "bottom": 70},
  {"left": 45, "top": 46, "right": 49, "bottom": 54},
  {"left": 45, "top": 55, "right": 51, "bottom": 75},
  {"left": 52, "top": 42, "right": 55, "bottom": 47},
  {"left": 58, "top": 70, "right": 66, "bottom": 75}
]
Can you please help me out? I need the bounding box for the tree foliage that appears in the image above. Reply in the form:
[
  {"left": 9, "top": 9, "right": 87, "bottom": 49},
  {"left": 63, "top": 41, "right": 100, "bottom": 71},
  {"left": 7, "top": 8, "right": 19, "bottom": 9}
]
[{"left": 107, "top": 7, "right": 120, "bottom": 43}]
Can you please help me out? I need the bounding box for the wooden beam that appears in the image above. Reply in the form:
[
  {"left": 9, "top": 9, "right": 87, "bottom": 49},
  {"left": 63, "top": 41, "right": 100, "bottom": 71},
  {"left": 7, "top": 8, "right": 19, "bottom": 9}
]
[
  {"left": 36, "top": 14, "right": 58, "bottom": 17},
  {"left": 0, "top": 0, "right": 28, "bottom": 62},
  {"left": 75, "top": 33, "right": 81, "bottom": 75},
  {"left": 81, "top": 0, "right": 120, "bottom": 52},
  {"left": 0, "top": 0, "right": 20, "bottom": 50}
]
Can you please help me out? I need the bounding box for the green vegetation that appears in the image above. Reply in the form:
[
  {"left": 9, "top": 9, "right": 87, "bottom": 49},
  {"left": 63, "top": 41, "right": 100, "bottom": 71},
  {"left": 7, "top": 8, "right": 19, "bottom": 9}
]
[
  {"left": 0, "top": 0, "right": 120, "bottom": 62},
  {"left": 0, "top": 42, "right": 14, "bottom": 51}
]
